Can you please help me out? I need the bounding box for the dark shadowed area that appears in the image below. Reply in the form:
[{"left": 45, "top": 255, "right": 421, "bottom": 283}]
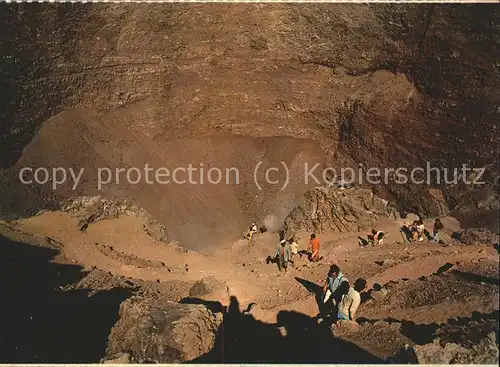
[{"left": 0, "top": 235, "right": 131, "bottom": 362}]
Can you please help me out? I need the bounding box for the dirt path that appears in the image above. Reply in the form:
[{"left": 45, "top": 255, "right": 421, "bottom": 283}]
[{"left": 8, "top": 210, "right": 498, "bottom": 326}]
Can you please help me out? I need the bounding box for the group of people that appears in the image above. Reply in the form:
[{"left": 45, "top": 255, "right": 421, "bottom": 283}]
[
  {"left": 251, "top": 215, "right": 447, "bottom": 324},
  {"left": 409, "top": 219, "right": 425, "bottom": 242},
  {"left": 321, "top": 264, "right": 367, "bottom": 322},
  {"left": 257, "top": 215, "right": 446, "bottom": 273},
  {"left": 266, "top": 233, "right": 322, "bottom": 272},
  {"left": 357, "top": 216, "right": 446, "bottom": 248},
  {"left": 403, "top": 217, "right": 445, "bottom": 243},
  {"left": 265, "top": 237, "right": 366, "bottom": 321}
]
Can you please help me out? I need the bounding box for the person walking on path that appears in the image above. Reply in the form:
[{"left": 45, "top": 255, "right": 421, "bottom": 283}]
[
  {"left": 308, "top": 233, "right": 321, "bottom": 262},
  {"left": 266, "top": 239, "right": 292, "bottom": 272}
]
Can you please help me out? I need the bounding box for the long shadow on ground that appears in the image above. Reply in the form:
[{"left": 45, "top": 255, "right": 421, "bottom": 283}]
[
  {"left": 295, "top": 276, "right": 324, "bottom": 314},
  {"left": 188, "top": 296, "right": 383, "bottom": 363},
  {"left": 359, "top": 310, "right": 500, "bottom": 346},
  {"left": 0, "top": 234, "right": 132, "bottom": 363},
  {"left": 451, "top": 270, "right": 500, "bottom": 286}
]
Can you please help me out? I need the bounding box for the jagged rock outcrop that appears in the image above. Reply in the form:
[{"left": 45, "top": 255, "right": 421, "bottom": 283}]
[
  {"left": 61, "top": 196, "right": 167, "bottom": 242},
  {"left": 388, "top": 314, "right": 500, "bottom": 365},
  {"left": 374, "top": 184, "right": 450, "bottom": 219},
  {"left": 410, "top": 333, "right": 499, "bottom": 364},
  {"left": 448, "top": 164, "right": 500, "bottom": 232},
  {"left": 458, "top": 228, "right": 499, "bottom": 246},
  {"left": 283, "top": 186, "right": 399, "bottom": 236},
  {"left": 106, "top": 296, "right": 222, "bottom": 363}
]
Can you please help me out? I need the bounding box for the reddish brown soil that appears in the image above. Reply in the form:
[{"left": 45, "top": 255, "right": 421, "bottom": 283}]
[
  {"left": 0, "top": 3, "right": 498, "bottom": 363},
  {"left": 5, "top": 211, "right": 498, "bottom": 318},
  {"left": 1, "top": 209, "right": 498, "bottom": 362},
  {"left": 1, "top": 3, "right": 499, "bottom": 245}
]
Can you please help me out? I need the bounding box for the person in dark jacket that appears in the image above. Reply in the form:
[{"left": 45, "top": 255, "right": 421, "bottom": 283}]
[{"left": 266, "top": 239, "right": 292, "bottom": 272}]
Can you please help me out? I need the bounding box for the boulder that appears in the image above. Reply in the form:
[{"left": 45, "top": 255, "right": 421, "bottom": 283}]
[
  {"left": 384, "top": 259, "right": 396, "bottom": 267},
  {"left": 375, "top": 259, "right": 396, "bottom": 267},
  {"left": 370, "top": 287, "right": 388, "bottom": 301},
  {"left": 283, "top": 186, "right": 399, "bottom": 236},
  {"left": 101, "top": 352, "right": 132, "bottom": 364},
  {"left": 412, "top": 332, "right": 499, "bottom": 364},
  {"left": 189, "top": 276, "right": 229, "bottom": 304},
  {"left": 106, "top": 296, "right": 222, "bottom": 363}
]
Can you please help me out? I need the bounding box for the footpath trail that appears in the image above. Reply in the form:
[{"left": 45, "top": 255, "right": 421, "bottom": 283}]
[{"left": 9, "top": 211, "right": 500, "bottom": 324}]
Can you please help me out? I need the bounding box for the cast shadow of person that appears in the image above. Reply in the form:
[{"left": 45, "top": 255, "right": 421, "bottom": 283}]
[
  {"left": 279, "top": 229, "right": 285, "bottom": 241},
  {"left": 400, "top": 225, "right": 412, "bottom": 242},
  {"left": 424, "top": 229, "right": 433, "bottom": 240},
  {"left": 188, "top": 295, "right": 382, "bottom": 364},
  {"left": 0, "top": 235, "right": 132, "bottom": 363},
  {"left": 358, "top": 236, "right": 369, "bottom": 247},
  {"left": 294, "top": 277, "right": 325, "bottom": 314}
]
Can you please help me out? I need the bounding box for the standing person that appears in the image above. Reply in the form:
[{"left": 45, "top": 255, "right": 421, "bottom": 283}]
[
  {"left": 307, "top": 233, "right": 320, "bottom": 262},
  {"left": 288, "top": 238, "right": 299, "bottom": 261},
  {"left": 338, "top": 278, "right": 367, "bottom": 321},
  {"left": 322, "top": 264, "right": 348, "bottom": 314},
  {"left": 416, "top": 219, "right": 425, "bottom": 242},
  {"left": 246, "top": 222, "right": 258, "bottom": 241},
  {"left": 433, "top": 218, "right": 444, "bottom": 242},
  {"left": 273, "top": 239, "right": 292, "bottom": 272}
]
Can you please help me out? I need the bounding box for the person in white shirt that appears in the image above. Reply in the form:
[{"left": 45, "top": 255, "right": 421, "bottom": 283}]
[
  {"left": 246, "top": 222, "right": 258, "bottom": 241},
  {"left": 368, "top": 229, "right": 384, "bottom": 246},
  {"left": 288, "top": 238, "right": 299, "bottom": 258},
  {"left": 337, "top": 278, "right": 367, "bottom": 321}
]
